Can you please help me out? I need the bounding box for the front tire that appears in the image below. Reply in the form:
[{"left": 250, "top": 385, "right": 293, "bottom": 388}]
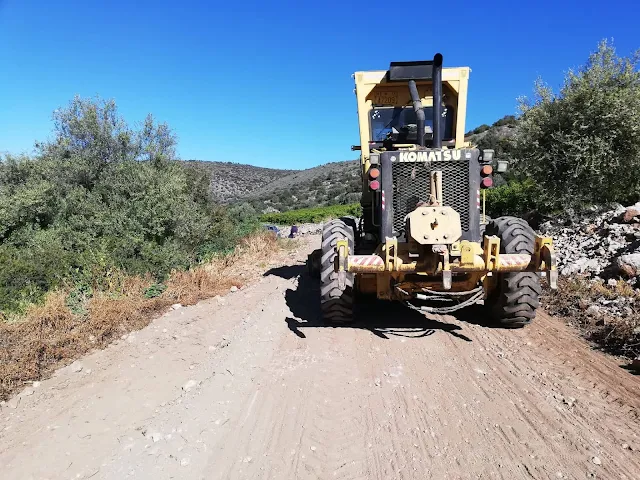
[
  {"left": 484, "top": 217, "right": 541, "bottom": 328},
  {"left": 320, "top": 218, "right": 355, "bottom": 325}
]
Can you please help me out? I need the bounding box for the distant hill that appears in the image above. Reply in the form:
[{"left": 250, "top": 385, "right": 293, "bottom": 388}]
[
  {"left": 465, "top": 115, "right": 519, "bottom": 158},
  {"left": 182, "top": 160, "right": 296, "bottom": 202},
  {"left": 182, "top": 159, "right": 361, "bottom": 213},
  {"left": 184, "top": 114, "right": 519, "bottom": 214}
]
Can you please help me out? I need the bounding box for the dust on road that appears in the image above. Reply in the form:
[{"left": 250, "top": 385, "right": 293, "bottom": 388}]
[{"left": 1, "top": 235, "right": 639, "bottom": 480}]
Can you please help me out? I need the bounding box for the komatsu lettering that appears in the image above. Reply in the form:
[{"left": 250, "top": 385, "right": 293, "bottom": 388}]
[{"left": 398, "top": 150, "right": 462, "bottom": 162}]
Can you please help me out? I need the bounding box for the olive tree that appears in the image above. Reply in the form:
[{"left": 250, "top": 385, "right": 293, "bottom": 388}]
[{"left": 513, "top": 40, "right": 640, "bottom": 208}]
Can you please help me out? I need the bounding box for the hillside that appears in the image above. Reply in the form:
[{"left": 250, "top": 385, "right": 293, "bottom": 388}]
[
  {"left": 184, "top": 159, "right": 361, "bottom": 212},
  {"left": 182, "top": 160, "right": 296, "bottom": 201},
  {"left": 184, "top": 115, "right": 522, "bottom": 214},
  {"left": 465, "top": 114, "right": 518, "bottom": 156}
]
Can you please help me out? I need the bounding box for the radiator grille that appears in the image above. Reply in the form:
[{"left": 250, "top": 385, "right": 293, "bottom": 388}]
[{"left": 391, "top": 160, "right": 470, "bottom": 234}]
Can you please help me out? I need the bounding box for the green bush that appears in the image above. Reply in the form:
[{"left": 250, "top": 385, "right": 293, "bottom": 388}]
[
  {"left": 260, "top": 203, "right": 362, "bottom": 225},
  {"left": 0, "top": 96, "right": 259, "bottom": 314},
  {"left": 512, "top": 39, "right": 640, "bottom": 208},
  {"left": 484, "top": 180, "right": 543, "bottom": 217}
]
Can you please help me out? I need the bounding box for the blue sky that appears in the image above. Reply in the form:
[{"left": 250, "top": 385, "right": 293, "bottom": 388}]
[{"left": 1, "top": 0, "right": 639, "bottom": 169}]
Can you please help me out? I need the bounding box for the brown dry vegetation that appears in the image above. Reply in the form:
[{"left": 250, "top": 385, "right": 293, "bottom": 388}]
[
  {"left": 543, "top": 276, "right": 640, "bottom": 358},
  {"left": 0, "top": 232, "right": 285, "bottom": 400}
]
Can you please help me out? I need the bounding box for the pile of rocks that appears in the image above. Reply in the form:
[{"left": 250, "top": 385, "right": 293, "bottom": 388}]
[{"left": 540, "top": 202, "right": 640, "bottom": 284}]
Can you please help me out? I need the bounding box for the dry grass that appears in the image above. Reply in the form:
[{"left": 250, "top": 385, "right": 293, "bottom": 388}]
[
  {"left": 0, "top": 232, "right": 283, "bottom": 400},
  {"left": 544, "top": 276, "right": 640, "bottom": 358}
]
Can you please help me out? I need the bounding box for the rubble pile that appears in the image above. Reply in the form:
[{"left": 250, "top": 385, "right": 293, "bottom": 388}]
[
  {"left": 540, "top": 202, "right": 640, "bottom": 283},
  {"left": 540, "top": 202, "right": 640, "bottom": 321}
]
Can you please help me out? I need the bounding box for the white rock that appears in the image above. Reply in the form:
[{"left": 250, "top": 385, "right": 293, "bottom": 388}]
[
  {"left": 592, "top": 456, "right": 602, "bottom": 465},
  {"left": 32, "top": 381, "right": 41, "bottom": 388},
  {"left": 171, "top": 303, "right": 182, "bottom": 310},
  {"left": 180, "top": 457, "right": 190, "bottom": 466},
  {"left": 230, "top": 286, "right": 238, "bottom": 293},
  {"left": 71, "top": 361, "right": 83, "bottom": 373},
  {"left": 22, "top": 388, "right": 34, "bottom": 397},
  {"left": 151, "top": 432, "right": 163, "bottom": 442},
  {"left": 586, "top": 305, "right": 601, "bottom": 317},
  {"left": 182, "top": 380, "right": 198, "bottom": 392}
]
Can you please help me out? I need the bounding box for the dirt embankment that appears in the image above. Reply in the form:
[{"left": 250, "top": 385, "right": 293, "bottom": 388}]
[{"left": 1, "top": 234, "right": 639, "bottom": 480}]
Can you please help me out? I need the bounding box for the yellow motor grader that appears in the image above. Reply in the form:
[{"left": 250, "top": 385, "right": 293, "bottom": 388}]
[{"left": 310, "top": 53, "right": 557, "bottom": 327}]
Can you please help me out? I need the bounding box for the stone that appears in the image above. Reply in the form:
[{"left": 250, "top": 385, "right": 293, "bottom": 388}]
[
  {"left": 614, "top": 254, "right": 640, "bottom": 278},
  {"left": 180, "top": 458, "right": 190, "bottom": 466},
  {"left": 622, "top": 206, "right": 640, "bottom": 223},
  {"left": 586, "top": 305, "right": 601, "bottom": 316},
  {"left": 592, "top": 456, "right": 602, "bottom": 465},
  {"left": 182, "top": 380, "right": 198, "bottom": 392},
  {"left": 171, "top": 303, "right": 182, "bottom": 310},
  {"left": 607, "top": 278, "right": 618, "bottom": 287},
  {"left": 71, "top": 361, "right": 83, "bottom": 373},
  {"left": 230, "top": 285, "right": 238, "bottom": 293}
]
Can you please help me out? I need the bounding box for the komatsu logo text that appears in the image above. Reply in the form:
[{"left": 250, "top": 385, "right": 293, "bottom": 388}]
[{"left": 397, "top": 150, "right": 462, "bottom": 162}]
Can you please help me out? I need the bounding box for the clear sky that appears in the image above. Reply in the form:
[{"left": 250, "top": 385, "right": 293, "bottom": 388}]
[{"left": 1, "top": 0, "right": 639, "bottom": 169}]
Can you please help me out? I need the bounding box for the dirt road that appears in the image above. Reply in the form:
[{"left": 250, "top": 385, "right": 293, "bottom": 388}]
[{"left": 1, "top": 235, "right": 639, "bottom": 480}]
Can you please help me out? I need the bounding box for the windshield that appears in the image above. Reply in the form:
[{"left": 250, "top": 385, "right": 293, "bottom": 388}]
[{"left": 369, "top": 106, "right": 454, "bottom": 142}]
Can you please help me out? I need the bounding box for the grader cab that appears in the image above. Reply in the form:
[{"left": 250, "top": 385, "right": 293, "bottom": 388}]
[{"left": 311, "top": 53, "right": 557, "bottom": 327}]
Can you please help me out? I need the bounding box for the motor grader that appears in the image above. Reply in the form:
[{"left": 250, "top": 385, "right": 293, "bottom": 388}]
[{"left": 309, "top": 53, "right": 557, "bottom": 327}]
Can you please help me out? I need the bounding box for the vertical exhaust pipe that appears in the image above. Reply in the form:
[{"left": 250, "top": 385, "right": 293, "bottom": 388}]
[
  {"left": 408, "top": 80, "right": 425, "bottom": 147},
  {"left": 432, "top": 53, "right": 443, "bottom": 149}
]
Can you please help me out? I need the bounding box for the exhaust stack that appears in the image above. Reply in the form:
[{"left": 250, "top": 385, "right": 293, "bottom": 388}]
[{"left": 432, "top": 53, "right": 443, "bottom": 149}]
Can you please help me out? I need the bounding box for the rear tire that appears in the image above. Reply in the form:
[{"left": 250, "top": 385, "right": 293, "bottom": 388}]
[
  {"left": 484, "top": 216, "right": 541, "bottom": 328},
  {"left": 320, "top": 218, "right": 355, "bottom": 325}
]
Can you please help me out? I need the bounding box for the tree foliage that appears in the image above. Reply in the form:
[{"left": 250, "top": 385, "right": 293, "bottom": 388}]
[
  {"left": 0, "top": 96, "right": 258, "bottom": 314},
  {"left": 512, "top": 40, "right": 640, "bottom": 208}
]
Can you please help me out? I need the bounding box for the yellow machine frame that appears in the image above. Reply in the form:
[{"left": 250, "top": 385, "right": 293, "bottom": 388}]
[{"left": 353, "top": 65, "right": 471, "bottom": 172}]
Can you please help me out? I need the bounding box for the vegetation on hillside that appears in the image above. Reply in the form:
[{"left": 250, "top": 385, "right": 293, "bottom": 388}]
[
  {"left": 260, "top": 203, "right": 361, "bottom": 225},
  {"left": 0, "top": 96, "right": 260, "bottom": 316},
  {"left": 182, "top": 160, "right": 295, "bottom": 202}
]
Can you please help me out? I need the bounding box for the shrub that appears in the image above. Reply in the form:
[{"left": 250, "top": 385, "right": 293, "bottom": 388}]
[
  {"left": 512, "top": 39, "right": 640, "bottom": 209},
  {"left": 0, "top": 96, "right": 260, "bottom": 314},
  {"left": 484, "top": 180, "right": 543, "bottom": 217}
]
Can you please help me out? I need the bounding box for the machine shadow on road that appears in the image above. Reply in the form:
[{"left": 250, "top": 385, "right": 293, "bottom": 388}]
[{"left": 264, "top": 264, "right": 472, "bottom": 342}]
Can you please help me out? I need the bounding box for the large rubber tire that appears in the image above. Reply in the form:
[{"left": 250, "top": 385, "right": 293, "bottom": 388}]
[
  {"left": 484, "top": 216, "right": 541, "bottom": 328},
  {"left": 320, "top": 218, "right": 355, "bottom": 325}
]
